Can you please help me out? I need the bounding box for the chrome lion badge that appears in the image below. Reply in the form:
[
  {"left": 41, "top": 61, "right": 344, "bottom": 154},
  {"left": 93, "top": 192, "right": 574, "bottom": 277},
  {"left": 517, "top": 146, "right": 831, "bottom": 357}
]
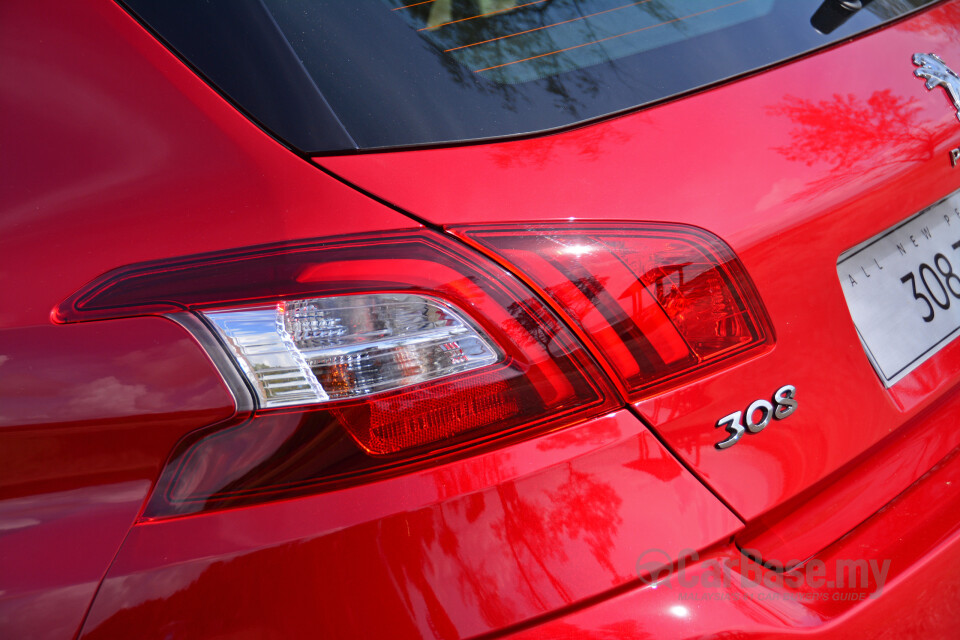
[{"left": 913, "top": 53, "right": 960, "bottom": 122}]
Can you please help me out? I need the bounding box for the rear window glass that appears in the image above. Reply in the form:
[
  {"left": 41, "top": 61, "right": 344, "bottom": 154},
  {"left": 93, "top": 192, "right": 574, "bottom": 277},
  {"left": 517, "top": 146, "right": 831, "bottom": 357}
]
[
  {"left": 121, "top": 0, "right": 939, "bottom": 152},
  {"left": 391, "top": 0, "right": 775, "bottom": 84}
]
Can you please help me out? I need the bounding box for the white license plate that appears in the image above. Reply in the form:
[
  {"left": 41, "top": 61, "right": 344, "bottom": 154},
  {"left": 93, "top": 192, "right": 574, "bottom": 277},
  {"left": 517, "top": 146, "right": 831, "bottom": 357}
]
[{"left": 838, "top": 191, "right": 960, "bottom": 387}]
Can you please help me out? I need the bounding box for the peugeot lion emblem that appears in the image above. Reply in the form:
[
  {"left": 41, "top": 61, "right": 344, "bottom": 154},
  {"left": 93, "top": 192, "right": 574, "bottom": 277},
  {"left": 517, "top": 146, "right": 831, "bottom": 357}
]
[{"left": 913, "top": 53, "right": 960, "bottom": 121}]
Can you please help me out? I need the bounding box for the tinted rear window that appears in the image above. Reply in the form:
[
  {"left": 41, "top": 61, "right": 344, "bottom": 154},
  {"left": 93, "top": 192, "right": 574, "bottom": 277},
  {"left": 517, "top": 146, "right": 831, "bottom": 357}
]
[
  {"left": 121, "top": 0, "right": 938, "bottom": 151},
  {"left": 389, "top": 0, "right": 776, "bottom": 84}
]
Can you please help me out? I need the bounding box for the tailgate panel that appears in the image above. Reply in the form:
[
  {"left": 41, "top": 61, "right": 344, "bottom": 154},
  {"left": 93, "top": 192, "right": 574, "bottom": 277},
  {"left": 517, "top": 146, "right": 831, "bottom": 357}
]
[{"left": 317, "top": 1, "right": 960, "bottom": 521}]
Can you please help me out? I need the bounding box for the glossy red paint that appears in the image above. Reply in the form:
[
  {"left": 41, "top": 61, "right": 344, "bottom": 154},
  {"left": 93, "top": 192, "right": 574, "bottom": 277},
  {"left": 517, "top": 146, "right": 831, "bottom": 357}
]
[
  {"left": 78, "top": 409, "right": 742, "bottom": 639},
  {"left": 504, "top": 433, "right": 960, "bottom": 640},
  {"left": 737, "top": 379, "right": 960, "bottom": 568},
  {"left": 5, "top": 0, "right": 960, "bottom": 638},
  {"left": 317, "top": 1, "right": 960, "bottom": 523},
  {"left": 0, "top": 318, "right": 236, "bottom": 639}
]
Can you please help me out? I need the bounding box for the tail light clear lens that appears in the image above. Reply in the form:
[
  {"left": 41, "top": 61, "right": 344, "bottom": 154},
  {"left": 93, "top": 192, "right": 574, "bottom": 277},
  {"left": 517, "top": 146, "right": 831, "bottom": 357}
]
[
  {"left": 204, "top": 294, "right": 501, "bottom": 409},
  {"left": 57, "top": 231, "right": 615, "bottom": 516},
  {"left": 455, "top": 223, "right": 772, "bottom": 399}
]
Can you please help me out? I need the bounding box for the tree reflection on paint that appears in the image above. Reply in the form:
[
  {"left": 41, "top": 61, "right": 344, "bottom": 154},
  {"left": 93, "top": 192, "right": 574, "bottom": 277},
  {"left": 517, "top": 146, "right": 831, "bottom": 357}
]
[{"left": 766, "top": 89, "right": 952, "bottom": 199}]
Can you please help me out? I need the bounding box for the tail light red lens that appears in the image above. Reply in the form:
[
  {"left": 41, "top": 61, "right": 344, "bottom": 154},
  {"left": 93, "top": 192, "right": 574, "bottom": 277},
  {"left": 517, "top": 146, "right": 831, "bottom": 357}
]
[
  {"left": 455, "top": 224, "right": 772, "bottom": 399},
  {"left": 57, "top": 231, "right": 615, "bottom": 517}
]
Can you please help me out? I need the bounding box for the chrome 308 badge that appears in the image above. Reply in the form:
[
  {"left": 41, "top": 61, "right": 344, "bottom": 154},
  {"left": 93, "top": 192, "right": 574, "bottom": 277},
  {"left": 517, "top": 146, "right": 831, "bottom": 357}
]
[{"left": 714, "top": 385, "right": 797, "bottom": 450}]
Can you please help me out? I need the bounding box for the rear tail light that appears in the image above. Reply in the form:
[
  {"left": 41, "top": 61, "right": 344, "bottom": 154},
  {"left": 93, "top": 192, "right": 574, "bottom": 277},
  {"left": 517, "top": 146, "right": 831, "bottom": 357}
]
[
  {"left": 57, "top": 231, "right": 615, "bottom": 517},
  {"left": 455, "top": 223, "right": 772, "bottom": 399},
  {"left": 58, "top": 224, "right": 769, "bottom": 517}
]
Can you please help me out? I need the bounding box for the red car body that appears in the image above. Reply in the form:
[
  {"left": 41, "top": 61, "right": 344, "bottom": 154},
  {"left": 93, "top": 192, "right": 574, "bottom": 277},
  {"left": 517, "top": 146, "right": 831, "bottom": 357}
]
[{"left": 4, "top": 0, "right": 960, "bottom": 638}]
